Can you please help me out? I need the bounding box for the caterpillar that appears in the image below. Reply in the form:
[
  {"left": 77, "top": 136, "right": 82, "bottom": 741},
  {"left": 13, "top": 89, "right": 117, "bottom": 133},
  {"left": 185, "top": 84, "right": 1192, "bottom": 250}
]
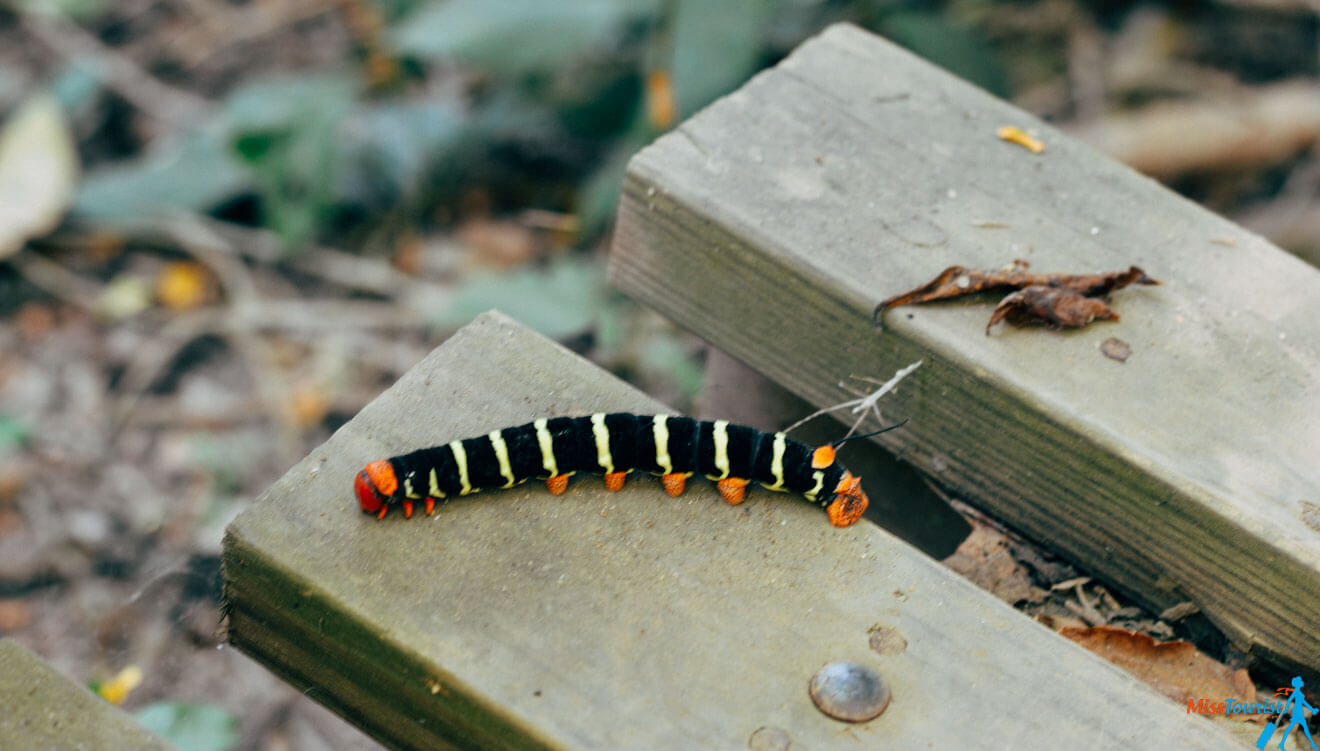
[{"left": 354, "top": 414, "right": 903, "bottom": 528}]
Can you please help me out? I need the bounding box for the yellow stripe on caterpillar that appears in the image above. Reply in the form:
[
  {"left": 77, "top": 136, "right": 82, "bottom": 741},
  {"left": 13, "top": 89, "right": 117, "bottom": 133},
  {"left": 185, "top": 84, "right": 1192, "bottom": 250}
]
[
  {"left": 591, "top": 413, "right": 614, "bottom": 474},
  {"left": 488, "top": 430, "right": 517, "bottom": 488}
]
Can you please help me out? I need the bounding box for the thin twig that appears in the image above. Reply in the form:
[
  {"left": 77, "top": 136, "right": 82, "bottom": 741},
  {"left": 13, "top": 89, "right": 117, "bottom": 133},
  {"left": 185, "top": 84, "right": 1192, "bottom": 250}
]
[
  {"left": 19, "top": 7, "right": 215, "bottom": 128},
  {"left": 7, "top": 250, "right": 104, "bottom": 310},
  {"left": 781, "top": 360, "right": 922, "bottom": 437},
  {"left": 167, "top": 214, "right": 453, "bottom": 301}
]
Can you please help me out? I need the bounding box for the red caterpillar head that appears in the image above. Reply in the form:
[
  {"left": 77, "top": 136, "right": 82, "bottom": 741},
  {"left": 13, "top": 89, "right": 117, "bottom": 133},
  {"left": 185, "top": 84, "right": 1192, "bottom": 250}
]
[
  {"left": 825, "top": 473, "right": 868, "bottom": 527},
  {"left": 355, "top": 460, "right": 398, "bottom": 517}
]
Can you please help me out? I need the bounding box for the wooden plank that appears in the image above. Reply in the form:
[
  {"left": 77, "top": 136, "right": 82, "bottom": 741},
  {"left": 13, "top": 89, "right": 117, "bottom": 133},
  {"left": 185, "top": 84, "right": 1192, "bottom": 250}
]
[
  {"left": 609, "top": 23, "right": 1320, "bottom": 673},
  {"left": 0, "top": 638, "right": 175, "bottom": 750},
  {"left": 223, "top": 311, "right": 1239, "bottom": 750}
]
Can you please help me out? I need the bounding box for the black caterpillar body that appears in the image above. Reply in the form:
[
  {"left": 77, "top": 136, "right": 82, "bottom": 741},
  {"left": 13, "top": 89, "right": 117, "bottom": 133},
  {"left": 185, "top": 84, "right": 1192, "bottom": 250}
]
[{"left": 354, "top": 413, "right": 871, "bottom": 527}]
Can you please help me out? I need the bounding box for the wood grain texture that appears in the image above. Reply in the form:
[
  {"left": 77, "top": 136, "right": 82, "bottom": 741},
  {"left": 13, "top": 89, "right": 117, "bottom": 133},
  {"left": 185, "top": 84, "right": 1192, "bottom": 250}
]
[
  {"left": 609, "top": 24, "right": 1320, "bottom": 673},
  {"left": 0, "top": 639, "right": 175, "bottom": 750},
  {"left": 223, "top": 311, "right": 1238, "bottom": 750}
]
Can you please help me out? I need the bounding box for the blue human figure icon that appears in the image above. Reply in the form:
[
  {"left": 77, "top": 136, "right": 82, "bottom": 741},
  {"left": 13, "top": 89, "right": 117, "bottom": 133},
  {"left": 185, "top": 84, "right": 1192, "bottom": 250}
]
[{"left": 1278, "top": 676, "right": 1317, "bottom": 750}]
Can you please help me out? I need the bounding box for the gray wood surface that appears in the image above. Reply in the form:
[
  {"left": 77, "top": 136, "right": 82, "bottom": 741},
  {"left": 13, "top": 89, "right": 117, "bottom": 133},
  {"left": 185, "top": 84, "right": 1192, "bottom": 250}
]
[
  {"left": 223, "top": 311, "right": 1239, "bottom": 750},
  {"left": 0, "top": 638, "right": 176, "bottom": 750},
  {"left": 610, "top": 23, "right": 1320, "bottom": 673}
]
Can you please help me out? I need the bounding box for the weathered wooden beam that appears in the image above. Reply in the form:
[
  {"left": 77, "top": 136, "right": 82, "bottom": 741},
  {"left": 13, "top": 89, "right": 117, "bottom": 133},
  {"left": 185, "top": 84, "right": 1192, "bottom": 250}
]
[
  {"left": 0, "top": 639, "right": 175, "bottom": 750},
  {"left": 609, "top": 23, "right": 1320, "bottom": 673},
  {"left": 223, "top": 311, "right": 1238, "bottom": 750}
]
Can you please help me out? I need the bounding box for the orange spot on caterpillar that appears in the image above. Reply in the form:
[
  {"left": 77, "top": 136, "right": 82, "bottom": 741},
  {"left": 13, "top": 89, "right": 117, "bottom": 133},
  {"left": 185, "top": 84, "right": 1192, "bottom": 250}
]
[
  {"left": 826, "top": 473, "right": 868, "bottom": 527},
  {"left": 716, "top": 477, "right": 749, "bottom": 505},
  {"left": 604, "top": 472, "right": 627, "bottom": 491},
  {"left": 364, "top": 460, "right": 398, "bottom": 496},
  {"left": 546, "top": 475, "right": 569, "bottom": 495},
  {"left": 811, "top": 445, "right": 836, "bottom": 469},
  {"left": 661, "top": 473, "right": 688, "bottom": 497}
]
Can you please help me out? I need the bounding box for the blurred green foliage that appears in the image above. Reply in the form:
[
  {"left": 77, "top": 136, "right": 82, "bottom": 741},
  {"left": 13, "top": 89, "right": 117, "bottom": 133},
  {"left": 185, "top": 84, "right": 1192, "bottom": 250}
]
[
  {"left": 57, "top": 0, "right": 1005, "bottom": 406},
  {"left": 433, "top": 255, "right": 604, "bottom": 339},
  {"left": 390, "top": 0, "right": 654, "bottom": 77},
  {"left": 68, "top": 0, "right": 1004, "bottom": 250},
  {"left": 0, "top": 414, "right": 31, "bottom": 455},
  {"left": 134, "top": 701, "right": 239, "bottom": 751},
  {"left": 227, "top": 74, "right": 355, "bottom": 250}
]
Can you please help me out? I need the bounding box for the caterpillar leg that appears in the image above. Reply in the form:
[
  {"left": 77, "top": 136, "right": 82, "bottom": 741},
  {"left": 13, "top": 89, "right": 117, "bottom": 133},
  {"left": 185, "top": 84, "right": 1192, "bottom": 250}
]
[
  {"left": 604, "top": 472, "right": 628, "bottom": 491},
  {"left": 376, "top": 505, "right": 389, "bottom": 520},
  {"left": 402, "top": 500, "right": 415, "bottom": 519},
  {"left": 716, "top": 477, "right": 750, "bottom": 505},
  {"left": 660, "top": 473, "right": 689, "bottom": 497},
  {"left": 425, "top": 497, "right": 436, "bottom": 515},
  {"left": 546, "top": 475, "right": 570, "bottom": 495}
]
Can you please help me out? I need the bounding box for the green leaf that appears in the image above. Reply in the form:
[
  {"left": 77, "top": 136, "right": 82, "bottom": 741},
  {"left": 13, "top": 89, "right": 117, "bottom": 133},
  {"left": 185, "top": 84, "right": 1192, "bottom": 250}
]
[
  {"left": 17, "top": 0, "right": 108, "bottom": 20},
  {"left": 225, "top": 73, "right": 356, "bottom": 250},
  {"left": 134, "top": 702, "right": 238, "bottom": 751},
  {"left": 670, "top": 0, "right": 774, "bottom": 116},
  {"left": 74, "top": 128, "right": 248, "bottom": 226},
  {"left": 391, "top": 0, "right": 656, "bottom": 76},
  {"left": 225, "top": 74, "right": 355, "bottom": 139},
  {"left": 50, "top": 60, "right": 104, "bottom": 116},
  {"left": 575, "top": 134, "right": 644, "bottom": 239},
  {"left": 880, "top": 11, "right": 1007, "bottom": 97},
  {"left": 0, "top": 94, "right": 79, "bottom": 257},
  {"left": 434, "top": 257, "right": 604, "bottom": 340},
  {"left": 0, "top": 414, "right": 31, "bottom": 455},
  {"left": 340, "top": 100, "right": 465, "bottom": 206}
]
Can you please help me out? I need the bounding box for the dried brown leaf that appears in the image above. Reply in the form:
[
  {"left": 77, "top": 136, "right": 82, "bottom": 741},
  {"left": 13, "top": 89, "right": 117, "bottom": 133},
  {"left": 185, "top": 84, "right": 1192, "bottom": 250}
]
[
  {"left": 874, "top": 260, "right": 1033, "bottom": 316},
  {"left": 1059, "top": 625, "right": 1257, "bottom": 712},
  {"left": 873, "top": 261, "right": 1160, "bottom": 333},
  {"left": 942, "top": 520, "right": 1047, "bottom": 605},
  {"left": 986, "top": 286, "right": 1118, "bottom": 333}
]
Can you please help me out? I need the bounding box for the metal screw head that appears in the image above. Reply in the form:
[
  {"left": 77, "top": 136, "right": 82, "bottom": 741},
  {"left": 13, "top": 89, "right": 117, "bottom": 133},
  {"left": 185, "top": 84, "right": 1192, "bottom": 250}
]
[{"left": 808, "top": 661, "right": 890, "bottom": 723}]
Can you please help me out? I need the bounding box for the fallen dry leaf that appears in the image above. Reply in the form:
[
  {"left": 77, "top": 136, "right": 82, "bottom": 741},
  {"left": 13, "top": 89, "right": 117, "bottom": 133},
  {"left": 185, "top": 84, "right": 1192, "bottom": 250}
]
[
  {"left": 646, "top": 68, "right": 677, "bottom": 130},
  {"left": 874, "top": 260, "right": 1159, "bottom": 335},
  {"left": 1059, "top": 625, "right": 1257, "bottom": 714},
  {"left": 0, "top": 598, "right": 31, "bottom": 631},
  {"left": 287, "top": 380, "right": 331, "bottom": 429},
  {"left": 156, "top": 262, "right": 213, "bottom": 311},
  {"left": 1158, "top": 601, "right": 1201, "bottom": 621},
  {"left": 0, "top": 95, "right": 79, "bottom": 258},
  {"left": 997, "top": 125, "right": 1045, "bottom": 153},
  {"left": 942, "top": 520, "right": 1047, "bottom": 605},
  {"left": 987, "top": 285, "right": 1118, "bottom": 333},
  {"left": 458, "top": 217, "right": 541, "bottom": 269}
]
